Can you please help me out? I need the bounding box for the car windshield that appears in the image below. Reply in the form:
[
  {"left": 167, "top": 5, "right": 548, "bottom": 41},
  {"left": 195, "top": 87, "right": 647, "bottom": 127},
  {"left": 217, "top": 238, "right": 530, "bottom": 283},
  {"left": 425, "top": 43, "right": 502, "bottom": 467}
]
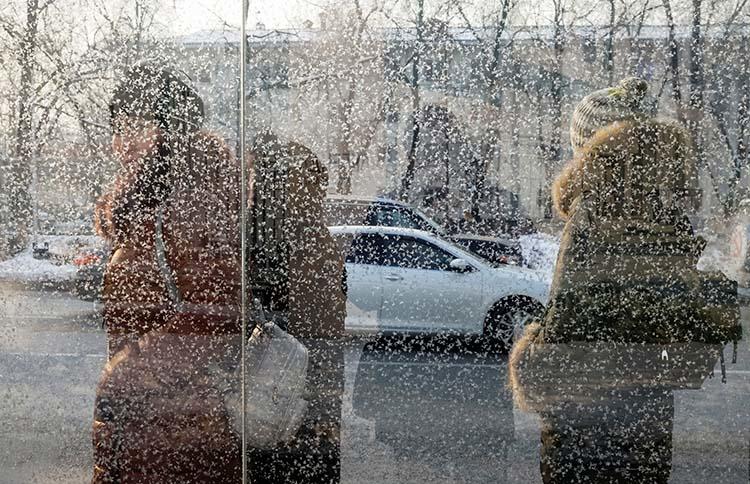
[{"left": 412, "top": 207, "right": 447, "bottom": 236}]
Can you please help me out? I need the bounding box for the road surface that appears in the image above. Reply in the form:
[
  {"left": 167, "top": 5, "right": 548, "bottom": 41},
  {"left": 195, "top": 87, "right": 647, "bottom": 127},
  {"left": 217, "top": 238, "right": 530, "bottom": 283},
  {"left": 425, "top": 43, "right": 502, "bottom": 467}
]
[{"left": 1, "top": 283, "right": 748, "bottom": 483}]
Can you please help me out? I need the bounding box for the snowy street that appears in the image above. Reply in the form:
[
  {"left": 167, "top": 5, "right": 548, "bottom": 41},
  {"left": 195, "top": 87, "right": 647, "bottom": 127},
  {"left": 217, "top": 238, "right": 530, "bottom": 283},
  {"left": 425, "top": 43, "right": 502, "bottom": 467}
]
[{"left": 1, "top": 283, "right": 747, "bottom": 484}]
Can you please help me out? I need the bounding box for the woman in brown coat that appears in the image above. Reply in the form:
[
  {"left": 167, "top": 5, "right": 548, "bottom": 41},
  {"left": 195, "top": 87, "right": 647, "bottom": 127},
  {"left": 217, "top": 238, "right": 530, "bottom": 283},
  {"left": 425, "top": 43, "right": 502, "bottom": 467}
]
[
  {"left": 91, "top": 63, "right": 243, "bottom": 483},
  {"left": 510, "top": 78, "right": 740, "bottom": 483}
]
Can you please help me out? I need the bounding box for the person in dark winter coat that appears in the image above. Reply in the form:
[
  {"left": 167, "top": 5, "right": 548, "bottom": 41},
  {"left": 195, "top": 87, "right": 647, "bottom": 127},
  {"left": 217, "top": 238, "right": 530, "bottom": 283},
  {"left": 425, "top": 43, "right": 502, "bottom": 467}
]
[
  {"left": 510, "top": 77, "right": 740, "bottom": 484},
  {"left": 91, "top": 63, "right": 243, "bottom": 483},
  {"left": 246, "top": 132, "right": 346, "bottom": 483}
]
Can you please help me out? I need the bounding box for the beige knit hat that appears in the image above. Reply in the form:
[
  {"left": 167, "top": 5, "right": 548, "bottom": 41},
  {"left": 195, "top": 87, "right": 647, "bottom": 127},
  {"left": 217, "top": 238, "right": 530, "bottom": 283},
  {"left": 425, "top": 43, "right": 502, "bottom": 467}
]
[{"left": 570, "top": 77, "right": 657, "bottom": 152}]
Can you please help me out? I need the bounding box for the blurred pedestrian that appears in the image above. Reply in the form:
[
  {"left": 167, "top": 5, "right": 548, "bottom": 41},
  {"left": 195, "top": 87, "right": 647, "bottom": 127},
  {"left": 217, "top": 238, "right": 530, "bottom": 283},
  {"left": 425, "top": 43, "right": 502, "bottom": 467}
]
[
  {"left": 510, "top": 77, "right": 740, "bottom": 483},
  {"left": 247, "top": 132, "right": 346, "bottom": 483},
  {"left": 91, "top": 63, "right": 243, "bottom": 483}
]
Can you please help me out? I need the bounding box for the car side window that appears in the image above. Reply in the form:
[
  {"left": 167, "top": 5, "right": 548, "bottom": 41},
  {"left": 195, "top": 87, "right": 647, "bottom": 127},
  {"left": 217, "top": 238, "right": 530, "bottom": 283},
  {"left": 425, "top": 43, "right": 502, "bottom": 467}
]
[
  {"left": 381, "top": 236, "right": 456, "bottom": 271},
  {"left": 346, "top": 233, "right": 387, "bottom": 265}
]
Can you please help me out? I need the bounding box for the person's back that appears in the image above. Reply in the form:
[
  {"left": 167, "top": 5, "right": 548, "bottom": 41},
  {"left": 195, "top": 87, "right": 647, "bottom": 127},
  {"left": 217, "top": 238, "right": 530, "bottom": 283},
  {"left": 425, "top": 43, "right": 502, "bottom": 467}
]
[
  {"left": 542, "top": 119, "right": 739, "bottom": 346},
  {"left": 510, "top": 77, "right": 741, "bottom": 484}
]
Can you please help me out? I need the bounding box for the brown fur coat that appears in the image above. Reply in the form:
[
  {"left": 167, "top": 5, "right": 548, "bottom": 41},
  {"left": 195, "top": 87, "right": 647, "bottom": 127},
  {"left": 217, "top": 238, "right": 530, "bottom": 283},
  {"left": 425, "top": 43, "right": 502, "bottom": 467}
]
[
  {"left": 552, "top": 119, "right": 700, "bottom": 221},
  {"left": 92, "top": 131, "right": 243, "bottom": 484},
  {"left": 95, "top": 130, "right": 242, "bottom": 350}
]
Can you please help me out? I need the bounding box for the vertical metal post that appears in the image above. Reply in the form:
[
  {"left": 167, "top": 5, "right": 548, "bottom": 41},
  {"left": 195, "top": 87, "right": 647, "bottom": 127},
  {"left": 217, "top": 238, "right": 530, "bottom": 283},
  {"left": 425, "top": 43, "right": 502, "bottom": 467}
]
[{"left": 240, "top": 1, "right": 248, "bottom": 483}]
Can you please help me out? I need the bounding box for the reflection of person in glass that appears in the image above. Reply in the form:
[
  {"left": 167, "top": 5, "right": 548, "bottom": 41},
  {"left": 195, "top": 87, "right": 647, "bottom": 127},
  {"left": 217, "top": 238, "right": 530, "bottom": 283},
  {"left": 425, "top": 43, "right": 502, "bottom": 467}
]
[
  {"left": 510, "top": 78, "right": 741, "bottom": 483},
  {"left": 91, "top": 63, "right": 243, "bottom": 483},
  {"left": 247, "top": 132, "right": 346, "bottom": 483}
]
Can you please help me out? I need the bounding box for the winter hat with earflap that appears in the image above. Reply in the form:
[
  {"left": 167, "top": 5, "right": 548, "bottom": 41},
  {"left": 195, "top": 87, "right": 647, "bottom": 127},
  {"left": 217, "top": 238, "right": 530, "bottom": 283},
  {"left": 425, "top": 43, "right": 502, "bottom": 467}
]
[
  {"left": 109, "top": 62, "right": 204, "bottom": 136},
  {"left": 570, "top": 77, "right": 657, "bottom": 153}
]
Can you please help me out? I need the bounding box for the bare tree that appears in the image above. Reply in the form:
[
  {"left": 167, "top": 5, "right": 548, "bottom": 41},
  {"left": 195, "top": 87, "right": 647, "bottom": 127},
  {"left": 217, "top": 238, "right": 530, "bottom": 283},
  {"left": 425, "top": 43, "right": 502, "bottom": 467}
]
[
  {"left": 3, "top": 0, "right": 46, "bottom": 252},
  {"left": 453, "top": 0, "right": 519, "bottom": 215},
  {"left": 662, "top": 0, "right": 684, "bottom": 119},
  {"left": 0, "top": 0, "right": 168, "bottom": 252},
  {"left": 700, "top": 0, "right": 750, "bottom": 215},
  {"left": 290, "top": 0, "right": 388, "bottom": 194},
  {"left": 398, "top": 0, "right": 426, "bottom": 199},
  {"left": 604, "top": 0, "right": 616, "bottom": 83}
]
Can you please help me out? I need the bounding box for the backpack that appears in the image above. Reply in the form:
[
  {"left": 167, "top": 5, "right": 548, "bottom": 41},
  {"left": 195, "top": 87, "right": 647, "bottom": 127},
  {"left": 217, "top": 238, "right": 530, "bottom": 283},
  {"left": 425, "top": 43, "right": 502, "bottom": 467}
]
[
  {"left": 542, "top": 193, "right": 742, "bottom": 348},
  {"left": 508, "top": 194, "right": 742, "bottom": 412}
]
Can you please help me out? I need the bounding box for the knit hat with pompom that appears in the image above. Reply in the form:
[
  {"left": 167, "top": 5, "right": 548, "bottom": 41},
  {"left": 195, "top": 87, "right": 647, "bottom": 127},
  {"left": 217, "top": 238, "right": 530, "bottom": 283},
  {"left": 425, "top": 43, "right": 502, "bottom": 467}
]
[{"left": 570, "top": 77, "right": 657, "bottom": 153}]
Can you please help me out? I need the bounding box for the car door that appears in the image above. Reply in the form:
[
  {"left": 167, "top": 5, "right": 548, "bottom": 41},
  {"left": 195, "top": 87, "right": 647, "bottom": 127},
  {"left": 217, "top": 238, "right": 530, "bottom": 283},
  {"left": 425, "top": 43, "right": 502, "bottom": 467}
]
[
  {"left": 377, "top": 235, "right": 485, "bottom": 334},
  {"left": 336, "top": 233, "right": 385, "bottom": 332}
]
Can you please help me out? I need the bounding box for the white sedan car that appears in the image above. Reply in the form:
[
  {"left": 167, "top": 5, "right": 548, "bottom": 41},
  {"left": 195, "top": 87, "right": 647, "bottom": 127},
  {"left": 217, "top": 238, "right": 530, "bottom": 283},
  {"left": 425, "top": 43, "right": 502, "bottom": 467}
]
[{"left": 330, "top": 225, "right": 550, "bottom": 349}]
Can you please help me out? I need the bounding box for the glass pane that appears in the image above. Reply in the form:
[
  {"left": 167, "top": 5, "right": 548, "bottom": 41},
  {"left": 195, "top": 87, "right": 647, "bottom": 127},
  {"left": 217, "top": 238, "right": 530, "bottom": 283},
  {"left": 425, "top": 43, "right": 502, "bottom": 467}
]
[
  {"left": 1, "top": 1, "right": 243, "bottom": 482},
  {"left": 244, "top": 1, "right": 748, "bottom": 483},
  {"left": 2, "top": 0, "right": 749, "bottom": 482}
]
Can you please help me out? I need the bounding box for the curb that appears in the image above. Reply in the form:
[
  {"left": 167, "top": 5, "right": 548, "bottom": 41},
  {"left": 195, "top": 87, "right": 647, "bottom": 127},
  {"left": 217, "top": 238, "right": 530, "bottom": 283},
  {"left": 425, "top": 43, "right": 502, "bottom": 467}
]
[{"left": 0, "top": 277, "right": 76, "bottom": 293}]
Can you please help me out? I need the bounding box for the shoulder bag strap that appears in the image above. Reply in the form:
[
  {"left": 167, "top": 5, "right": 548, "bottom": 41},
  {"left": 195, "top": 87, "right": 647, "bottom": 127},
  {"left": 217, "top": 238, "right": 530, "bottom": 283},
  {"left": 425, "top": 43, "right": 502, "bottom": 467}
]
[{"left": 154, "top": 208, "right": 184, "bottom": 312}]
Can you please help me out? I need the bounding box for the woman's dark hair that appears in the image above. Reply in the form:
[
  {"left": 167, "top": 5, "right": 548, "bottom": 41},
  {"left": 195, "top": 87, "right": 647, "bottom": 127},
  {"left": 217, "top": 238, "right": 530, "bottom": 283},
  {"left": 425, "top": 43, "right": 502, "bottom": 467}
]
[
  {"left": 109, "top": 63, "right": 204, "bottom": 136},
  {"left": 105, "top": 63, "right": 207, "bottom": 227}
]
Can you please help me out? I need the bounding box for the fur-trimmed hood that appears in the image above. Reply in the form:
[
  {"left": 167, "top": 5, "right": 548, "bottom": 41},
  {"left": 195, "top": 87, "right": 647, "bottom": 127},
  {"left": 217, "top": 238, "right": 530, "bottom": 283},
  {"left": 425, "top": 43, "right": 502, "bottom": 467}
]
[{"left": 552, "top": 119, "right": 701, "bottom": 221}]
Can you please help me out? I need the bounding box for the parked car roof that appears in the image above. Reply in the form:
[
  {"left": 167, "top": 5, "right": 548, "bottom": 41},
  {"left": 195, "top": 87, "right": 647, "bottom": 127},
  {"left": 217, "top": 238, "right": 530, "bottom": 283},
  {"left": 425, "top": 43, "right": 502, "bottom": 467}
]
[
  {"left": 329, "top": 225, "right": 493, "bottom": 267},
  {"left": 330, "top": 224, "right": 437, "bottom": 237},
  {"left": 325, "top": 196, "right": 447, "bottom": 234}
]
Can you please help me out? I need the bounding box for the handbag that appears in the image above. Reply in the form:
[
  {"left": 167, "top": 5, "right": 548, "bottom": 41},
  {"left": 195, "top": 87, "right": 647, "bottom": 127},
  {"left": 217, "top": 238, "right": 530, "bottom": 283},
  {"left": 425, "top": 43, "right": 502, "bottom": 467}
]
[
  {"left": 509, "top": 323, "right": 723, "bottom": 413},
  {"left": 154, "top": 209, "right": 309, "bottom": 449}
]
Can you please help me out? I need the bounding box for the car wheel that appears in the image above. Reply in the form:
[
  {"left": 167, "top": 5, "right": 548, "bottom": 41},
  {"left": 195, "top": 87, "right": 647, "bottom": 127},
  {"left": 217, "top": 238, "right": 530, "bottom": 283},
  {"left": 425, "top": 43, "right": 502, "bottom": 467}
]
[{"left": 483, "top": 300, "right": 541, "bottom": 352}]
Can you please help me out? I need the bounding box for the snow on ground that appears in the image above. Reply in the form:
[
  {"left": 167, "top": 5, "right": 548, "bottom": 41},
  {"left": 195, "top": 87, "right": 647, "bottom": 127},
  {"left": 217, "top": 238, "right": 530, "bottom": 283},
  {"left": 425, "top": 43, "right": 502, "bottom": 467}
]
[
  {"left": 4, "top": 229, "right": 741, "bottom": 295},
  {"left": 697, "top": 232, "right": 732, "bottom": 274},
  {"left": 697, "top": 230, "right": 750, "bottom": 302},
  {"left": 517, "top": 227, "right": 750, "bottom": 287},
  {"left": 0, "top": 235, "right": 103, "bottom": 283},
  {"left": 519, "top": 227, "right": 750, "bottom": 281},
  {"left": 518, "top": 232, "right": 560, "bottom": 279},
  {"left": 696, "top": 229, "right": 748, "bottom": 282}
]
